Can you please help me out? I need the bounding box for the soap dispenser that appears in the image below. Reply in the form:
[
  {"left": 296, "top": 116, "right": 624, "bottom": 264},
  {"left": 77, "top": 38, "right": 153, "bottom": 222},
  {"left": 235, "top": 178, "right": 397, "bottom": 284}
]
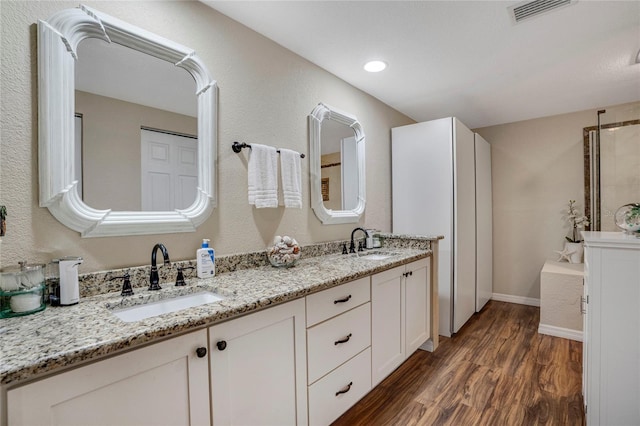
[
  {"left": 196, "top": 239, "right": 215, "bottom": 278},
  {"left": 53, "top": 256, "right": 83, "bottom": 306}
]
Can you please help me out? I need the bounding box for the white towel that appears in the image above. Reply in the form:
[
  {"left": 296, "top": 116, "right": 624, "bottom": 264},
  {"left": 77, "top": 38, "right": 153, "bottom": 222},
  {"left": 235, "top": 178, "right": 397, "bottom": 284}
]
[
  {"left": 279, "top": 148, "right": 302, "bottom": 209},
  {"left": 248, "top": 144, "right": 279, "bottom": 208}
]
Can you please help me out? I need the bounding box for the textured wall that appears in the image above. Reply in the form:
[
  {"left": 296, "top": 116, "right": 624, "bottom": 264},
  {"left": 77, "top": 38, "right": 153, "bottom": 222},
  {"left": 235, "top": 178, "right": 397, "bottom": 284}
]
[
  {"left": 0, "top": 1, "right": 413, "bottom": 273},
  {"left": 475, "top": 101, "right": 640, "bottom": 300}
]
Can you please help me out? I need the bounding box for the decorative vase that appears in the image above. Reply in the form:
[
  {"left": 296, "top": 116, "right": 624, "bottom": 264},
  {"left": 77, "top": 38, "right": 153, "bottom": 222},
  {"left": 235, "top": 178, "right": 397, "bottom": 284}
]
[
  {"left": 614, "top": 203, "right": 640, "bottom": 235},
  {"left": 564, "top": 241, "right": 584, "bottom": 264}
]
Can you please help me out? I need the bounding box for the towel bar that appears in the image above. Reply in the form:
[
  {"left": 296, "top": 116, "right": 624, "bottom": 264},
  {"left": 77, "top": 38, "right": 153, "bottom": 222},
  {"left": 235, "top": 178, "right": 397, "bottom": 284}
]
[{"left": 232, "top": 141, "right": 305, "bottom": 158}]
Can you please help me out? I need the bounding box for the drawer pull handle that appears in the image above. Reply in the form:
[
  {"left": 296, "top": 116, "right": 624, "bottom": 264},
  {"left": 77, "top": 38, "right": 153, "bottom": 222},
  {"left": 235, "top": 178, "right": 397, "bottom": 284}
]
[
  {"left": 334, "top": 295, "right": 352, "bottom": 304},
  {"left": 334, "top": 333, "right": 352, "bottom": 345},
  {"left": 335, "top": 382, "right": 353, "bottom": 396}
]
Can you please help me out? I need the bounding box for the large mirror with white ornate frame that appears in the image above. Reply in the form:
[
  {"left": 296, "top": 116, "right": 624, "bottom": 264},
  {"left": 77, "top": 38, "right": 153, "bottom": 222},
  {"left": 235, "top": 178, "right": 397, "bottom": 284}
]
[
  {"left": 38, "top": 4, "right": 217, "bottom": 237},
  {"left": 309, "top": 103, "right": 365, "bottom": 224}
]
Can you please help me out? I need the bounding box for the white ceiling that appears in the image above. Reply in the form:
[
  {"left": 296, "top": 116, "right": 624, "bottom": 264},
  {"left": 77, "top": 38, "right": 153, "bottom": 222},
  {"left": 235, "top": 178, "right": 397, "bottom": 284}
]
[{"left": 202, "top": 0, "right": 640, "bottom": 129}]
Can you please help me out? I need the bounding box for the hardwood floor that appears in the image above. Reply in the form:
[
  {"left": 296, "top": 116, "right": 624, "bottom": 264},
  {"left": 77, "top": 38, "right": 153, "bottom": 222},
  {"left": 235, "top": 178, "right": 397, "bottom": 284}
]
[{"left": 332, "top": 301, "right": 585, "bottom": 426}]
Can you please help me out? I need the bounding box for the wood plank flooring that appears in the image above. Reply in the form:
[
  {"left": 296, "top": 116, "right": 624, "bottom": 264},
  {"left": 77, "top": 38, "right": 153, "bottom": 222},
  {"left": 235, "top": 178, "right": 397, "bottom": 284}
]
[{"left": 332, "top": 300, "right": 585, "bottom": 426}]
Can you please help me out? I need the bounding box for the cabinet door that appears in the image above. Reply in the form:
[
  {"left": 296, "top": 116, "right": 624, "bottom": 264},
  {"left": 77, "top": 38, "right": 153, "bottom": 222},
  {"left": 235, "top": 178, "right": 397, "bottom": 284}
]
[
  {"left": 585, "top": 245, "right": 640, "bottom": 425},
  {"left": 453, "top": 118, "right": 477, "bottom": 333},
  {"left": 7, "top": 330, "right": 210, "bottom": 426},
  {"left": 371, "top": 265, "right": 404, "bottom": 387},
  {"left": 209, "top": 298, "right": 307, "bottom": 426},
  {"left": 474, "top": 132, "right": 492, "bottom": 312},
  {"left": 405, "top": 259, "right": 430, "bottom": 356}
]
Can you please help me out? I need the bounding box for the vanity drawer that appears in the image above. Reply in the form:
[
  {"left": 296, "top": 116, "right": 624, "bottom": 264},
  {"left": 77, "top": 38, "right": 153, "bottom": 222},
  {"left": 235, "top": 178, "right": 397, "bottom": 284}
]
[
  {"left": 306, "top": 276, "right": 370, "bottom": 327},
  {"left": 308, "top": 347, "right": 372, "bottom": 426},
  {"left": 307, "top": 302, "right": 371, "bottom": 384}
]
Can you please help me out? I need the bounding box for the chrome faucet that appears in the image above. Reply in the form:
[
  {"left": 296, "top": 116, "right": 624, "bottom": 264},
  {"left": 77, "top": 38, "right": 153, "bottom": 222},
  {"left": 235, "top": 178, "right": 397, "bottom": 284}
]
[
  {"left": 149, "top": 243, "right": 170, "bottom": 290},
  {"left": 349, "top": 227, "right": 369, "bottom": 253}
]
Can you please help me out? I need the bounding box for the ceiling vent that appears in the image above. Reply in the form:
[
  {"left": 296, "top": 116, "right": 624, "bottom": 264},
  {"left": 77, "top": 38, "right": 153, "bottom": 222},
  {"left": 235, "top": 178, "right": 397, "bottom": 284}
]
[{"left": 509, "top": 0, "right": 577, "bottom": 23}]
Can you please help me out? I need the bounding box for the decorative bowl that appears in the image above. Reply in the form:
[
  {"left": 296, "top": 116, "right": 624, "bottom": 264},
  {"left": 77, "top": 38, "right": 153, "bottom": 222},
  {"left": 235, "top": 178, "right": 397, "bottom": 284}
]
[{"left": 267, "top": 236, "right": 301, "bottom": 268}]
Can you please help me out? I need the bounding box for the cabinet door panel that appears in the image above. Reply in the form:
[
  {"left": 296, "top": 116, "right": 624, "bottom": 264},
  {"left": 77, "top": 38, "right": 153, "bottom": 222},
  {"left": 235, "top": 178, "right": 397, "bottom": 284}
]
[
  {"left": 371, "top": 269, "right": 404, "bottom": 386},
  {"left": 474, "top": 133, "right": 492, "bottom": 312},
  {"left": 586, "top": 247, "right": 640, "bottom": 425},
  {"left": 209, "top": 298, "right": 307, "bottom": 426},
  {"left": 453, "top": 118, "right": 477, "bottom": 333},
  {"left": 8, "top": 330, "right": 210, "bottom": 426},
  {"left": 405, "top": 259, "right": 430, "bottom": 355}
]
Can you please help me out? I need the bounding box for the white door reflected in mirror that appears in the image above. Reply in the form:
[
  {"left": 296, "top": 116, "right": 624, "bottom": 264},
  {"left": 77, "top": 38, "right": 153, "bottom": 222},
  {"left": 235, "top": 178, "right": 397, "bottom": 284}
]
[{"left": 141, "top": 129, "right": 198, "bottom": 211}]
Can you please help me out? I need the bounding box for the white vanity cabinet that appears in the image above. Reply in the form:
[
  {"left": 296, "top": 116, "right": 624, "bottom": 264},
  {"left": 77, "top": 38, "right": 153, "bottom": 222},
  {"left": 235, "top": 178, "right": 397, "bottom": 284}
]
[
  {"left": 208, "top": 298, "right": 308, "bottom": 426},
  {"left": 7, "top": 330, "right": 210, "bottom": 426},
  {"left": 582, "top": 232, "right": 640, "bottom": 426},
  {"left": 371, "top": 258, "right": 430, "bottom": 386},
  {"left": 305, "top": 277, "right": 372, "bottom": 426}
]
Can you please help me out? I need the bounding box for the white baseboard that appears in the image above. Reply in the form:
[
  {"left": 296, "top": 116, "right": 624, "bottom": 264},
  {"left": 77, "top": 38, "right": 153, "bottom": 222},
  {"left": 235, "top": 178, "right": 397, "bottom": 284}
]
[
  {"left": 492, "top": 292, "right": 540, "bottom": 307},
  {"left": 538, "top": 323, "right": 583, "bottom": 342}
]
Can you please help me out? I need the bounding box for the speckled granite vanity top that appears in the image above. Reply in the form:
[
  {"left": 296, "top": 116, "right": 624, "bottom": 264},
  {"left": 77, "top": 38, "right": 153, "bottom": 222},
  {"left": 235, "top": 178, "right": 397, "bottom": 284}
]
[{"left": 0, "top": 235, "right": 440, "bottom": 385}]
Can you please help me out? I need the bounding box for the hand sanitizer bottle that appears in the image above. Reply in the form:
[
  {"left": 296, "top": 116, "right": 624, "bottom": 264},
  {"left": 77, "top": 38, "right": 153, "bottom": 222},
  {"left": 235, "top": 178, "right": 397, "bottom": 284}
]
[{"left": 196, "top": 239, "right": 215, "bottom": 278}]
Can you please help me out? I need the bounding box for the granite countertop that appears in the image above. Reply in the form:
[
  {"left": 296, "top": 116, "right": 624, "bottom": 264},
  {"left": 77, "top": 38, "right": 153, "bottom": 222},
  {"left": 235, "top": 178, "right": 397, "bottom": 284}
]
[{"left": 0, "top": 243, "right": 435, "bottom": 386}]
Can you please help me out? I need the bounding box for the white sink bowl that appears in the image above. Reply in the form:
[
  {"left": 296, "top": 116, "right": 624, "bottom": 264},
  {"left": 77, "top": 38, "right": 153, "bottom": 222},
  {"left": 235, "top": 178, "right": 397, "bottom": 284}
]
[
  {"left": 357, "top": 251, "right": 399, "bottom": 261},
  {"left": 111, "top": 291, "right": 224, "bottom": 323}
]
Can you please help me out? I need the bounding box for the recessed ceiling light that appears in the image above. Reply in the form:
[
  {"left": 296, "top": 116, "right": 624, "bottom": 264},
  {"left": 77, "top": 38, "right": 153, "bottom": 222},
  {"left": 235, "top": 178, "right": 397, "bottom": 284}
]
[{"left": 364, "top": 60, "right": 387, "bottom": 73}]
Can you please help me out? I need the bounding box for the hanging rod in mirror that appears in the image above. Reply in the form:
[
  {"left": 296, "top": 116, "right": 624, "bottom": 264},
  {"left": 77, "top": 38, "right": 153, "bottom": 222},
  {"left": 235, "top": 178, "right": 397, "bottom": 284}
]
[{"left": 232, "top": 141, "right": 305, "bottom": 158}]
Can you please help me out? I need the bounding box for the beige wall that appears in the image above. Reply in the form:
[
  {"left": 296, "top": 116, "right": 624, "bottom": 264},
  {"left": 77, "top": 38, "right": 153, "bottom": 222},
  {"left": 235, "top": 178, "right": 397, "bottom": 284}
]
[
  {"left": 76, "top": 91, "right": 197, "bottom": 210},
  {"left": 0, "top": 1, "right": 413, "bottom": 273},
  {"left": 475, "top": 101, "right": 640, "bottom": 300}
]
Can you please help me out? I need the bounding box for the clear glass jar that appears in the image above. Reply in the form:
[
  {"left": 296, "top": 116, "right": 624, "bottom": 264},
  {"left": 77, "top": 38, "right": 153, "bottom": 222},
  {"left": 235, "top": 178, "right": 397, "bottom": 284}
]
[
  {"left": 0, "top": 263, "right": 46, "bottom": 318},
  {"left": 614, "top": 203, "right": 640, "bottom": 235}
]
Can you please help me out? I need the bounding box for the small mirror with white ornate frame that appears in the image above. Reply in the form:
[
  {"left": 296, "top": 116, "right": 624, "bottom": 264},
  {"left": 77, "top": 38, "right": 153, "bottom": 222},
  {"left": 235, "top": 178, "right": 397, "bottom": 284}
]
[{"left": 308, "top": 103, "right": 365, "bottom": 224}]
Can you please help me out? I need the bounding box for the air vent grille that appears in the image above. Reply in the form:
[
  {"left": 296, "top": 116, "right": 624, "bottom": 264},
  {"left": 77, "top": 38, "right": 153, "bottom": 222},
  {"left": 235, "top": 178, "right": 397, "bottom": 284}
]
[{"left": 510, "top": 0, "right": 575, "bottom": 23}]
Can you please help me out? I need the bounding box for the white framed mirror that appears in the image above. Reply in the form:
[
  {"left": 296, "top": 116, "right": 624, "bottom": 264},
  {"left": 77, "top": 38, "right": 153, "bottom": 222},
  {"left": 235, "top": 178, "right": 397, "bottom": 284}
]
[
  {"left": 309, "top": 103, "right": 365, "bottom": 224},
  {"left": 38, "top": 5, "right": 217, "bottom": 237}
]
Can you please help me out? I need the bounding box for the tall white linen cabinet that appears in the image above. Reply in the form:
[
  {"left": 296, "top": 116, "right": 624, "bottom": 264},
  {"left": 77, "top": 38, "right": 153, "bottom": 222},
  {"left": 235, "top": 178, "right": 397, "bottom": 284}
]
[
  {"left": 582, "top": 231, "right": 640, "bottom": 425},
  {"left": 392, "top": 118, "right": 492, "bottom": 337}
]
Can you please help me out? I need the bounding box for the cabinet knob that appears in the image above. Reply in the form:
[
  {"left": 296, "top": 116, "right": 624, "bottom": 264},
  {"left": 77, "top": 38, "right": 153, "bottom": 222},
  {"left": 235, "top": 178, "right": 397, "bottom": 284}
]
[
  {"left": 216, "top": 340, "right": 227, "bottom": 351},
  {"left": 335, "top": 381, "right": 353, "bottom": 396},
  {"left": 196, "top": 347, "right": 207, "bottom": 358}
]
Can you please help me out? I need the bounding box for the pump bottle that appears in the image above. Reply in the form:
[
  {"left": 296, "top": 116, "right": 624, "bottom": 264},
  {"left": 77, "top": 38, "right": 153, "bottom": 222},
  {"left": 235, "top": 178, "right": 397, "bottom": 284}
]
[{"left": 197, "top": 239, "right": 215, "bottom": 278}]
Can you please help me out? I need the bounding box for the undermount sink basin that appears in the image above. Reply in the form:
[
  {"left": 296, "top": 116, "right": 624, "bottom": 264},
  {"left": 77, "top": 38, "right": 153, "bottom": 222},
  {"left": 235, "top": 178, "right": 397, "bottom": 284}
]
[
  {"left": 357, "top": 251, "right": 399, "bottom": 261},
  {"left": 111, "top": 291, "right": 224, "bottom": 323}
]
